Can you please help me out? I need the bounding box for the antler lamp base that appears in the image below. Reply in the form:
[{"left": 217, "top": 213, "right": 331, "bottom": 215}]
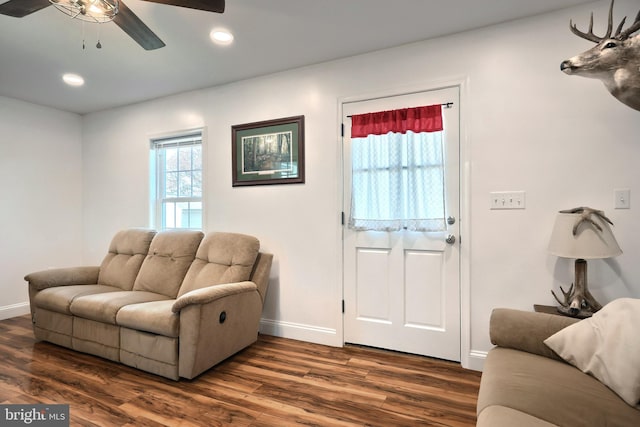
[{"left": 552, "top": 259, "right": 603, "bottom": 318}]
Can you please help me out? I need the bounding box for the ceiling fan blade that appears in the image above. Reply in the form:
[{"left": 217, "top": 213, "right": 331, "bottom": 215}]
[
  {"left": 0, "top": 0, "right": 51, "bottom": 17},
  {"left": 140, "top": 0, "right": 224, "bottom": 13},
  {"left": 113, "top": 1, "right": 166, "bottom": 50}
]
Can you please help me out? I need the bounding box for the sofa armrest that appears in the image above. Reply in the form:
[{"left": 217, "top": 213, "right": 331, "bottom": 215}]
[
  {"left": 24, "top": 266, "right": 100, "bottom": 290},
  {"left": 171, "top": 281, "right": 257, "bottom": 313},
  {"left": 490, "top": 308, "right": 580, "bottom": 361},
  {"left": 176, "top": 281, "right": 263, "bottom": 379}
]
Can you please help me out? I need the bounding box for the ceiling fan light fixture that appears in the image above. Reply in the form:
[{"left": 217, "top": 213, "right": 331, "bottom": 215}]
[
  {"left": 50, "top": 0, "right": 119, "bottom": 23},
  {"left": 62, "top": 73, "right": 85, "bottom": 87},
  {"left": 210, "top": 29, "right": 234, "bottom": 45}
]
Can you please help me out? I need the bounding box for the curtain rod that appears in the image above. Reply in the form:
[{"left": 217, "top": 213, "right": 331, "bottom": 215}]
[{"left": 346, "top": 102, "right": 453, "bottom": 118}]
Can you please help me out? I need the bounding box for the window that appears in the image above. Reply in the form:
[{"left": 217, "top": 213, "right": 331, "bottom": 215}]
[
  {"left": 348, "top": 105, "right": 446, "bottom": 232},
  {"left": 151, "top": 131, "right": 203, "bottom": 230}
]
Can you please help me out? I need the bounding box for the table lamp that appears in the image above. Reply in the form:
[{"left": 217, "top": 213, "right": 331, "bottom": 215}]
[{"left": 548, "top": 207, "right": 622, "bottom": 317}]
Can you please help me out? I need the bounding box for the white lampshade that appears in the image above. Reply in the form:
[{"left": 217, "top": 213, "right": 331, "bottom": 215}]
[{"left": 548, "top": 211, "right": 622, "bottom": 259}]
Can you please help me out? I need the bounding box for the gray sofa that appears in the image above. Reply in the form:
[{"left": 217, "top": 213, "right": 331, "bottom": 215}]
[
  {"left": 477, "top": 309, "right": 640, "bottom": 426},
  {"left": 24, "top": 228, "right": 273, "bottom": 380}
]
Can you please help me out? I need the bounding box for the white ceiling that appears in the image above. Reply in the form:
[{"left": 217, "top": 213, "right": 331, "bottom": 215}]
[{"left": 0, "top": 0, "right": 595, "bottom": 114}]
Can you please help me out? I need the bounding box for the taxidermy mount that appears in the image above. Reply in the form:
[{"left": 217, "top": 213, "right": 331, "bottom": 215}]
[{"left": 560, "top": 0, "right": 640, "bottom": 111}]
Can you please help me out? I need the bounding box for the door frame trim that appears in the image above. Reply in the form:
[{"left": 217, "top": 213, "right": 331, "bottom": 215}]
[{"left": 337, "top": 75, "right": 474, "bottom": 369}]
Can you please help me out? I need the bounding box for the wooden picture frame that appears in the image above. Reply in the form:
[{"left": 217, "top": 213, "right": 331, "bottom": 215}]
[{"left": 232, "top": 115, "right": 305, "bottom": 186}]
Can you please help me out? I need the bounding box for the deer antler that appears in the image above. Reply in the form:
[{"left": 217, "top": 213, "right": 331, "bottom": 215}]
[
  {"left": 559, "top": 207, "right": 613, "bottom": 236},
  {"left": 571, "top": 1, "right": 640, "bottom": 43},
  {"left": 551, "top": 284, "right": 574, "bottom": 308},
  {"left": 616, "top": 9, "right": 640, "bottom": 40},
  {"left": 570, "top": 0, "right": 614, "bottom": 43}
]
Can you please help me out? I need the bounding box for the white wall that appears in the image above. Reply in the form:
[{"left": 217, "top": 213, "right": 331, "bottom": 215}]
[
  {"left": 77, "top": 0, "right": 640, "bottom": 367},
  {"left": 0, "top": 96, "right": 83, "bottom": 319}
]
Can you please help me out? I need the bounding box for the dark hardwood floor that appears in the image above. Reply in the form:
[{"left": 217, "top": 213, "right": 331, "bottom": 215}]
[{"left": 0, "top": 315, "right": 481, "bottom": 426}]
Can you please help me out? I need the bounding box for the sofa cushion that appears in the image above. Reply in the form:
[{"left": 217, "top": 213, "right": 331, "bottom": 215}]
[
  {"left": 544, "top": 298, "right": 640, "bottom": 408},
  {"left": 133, "top": 230, "right": 204, "bottom": 298},
  {"left": 116, "top": 300, "right": 179, "bottom": 337},
  {"left": 178, "top": 232, "right": 260, "bottom": 298},
  {"left": 98, "top": 229, "right": 156, "bottom": 290},
  {"left": 33, "top": 284, "right": 122, "bottom": 314},
  {"left": 478, "top": 347, "right": 640, "bottom": 426},
  {"left": 477, "top": 406, "right": 558, "bottom": 427},
  {"left": 70, "top": 291, "right": 170, "bottom": 324}
]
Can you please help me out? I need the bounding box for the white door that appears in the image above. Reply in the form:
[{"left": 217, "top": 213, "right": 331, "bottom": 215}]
[{"left": 342, "top": 87, "right": 460, "bottom": 361}]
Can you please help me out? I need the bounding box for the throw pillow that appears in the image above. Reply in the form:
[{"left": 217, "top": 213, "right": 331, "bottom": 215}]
[{"left": 544, "top": 298, "right": 640, "bottom": 407}]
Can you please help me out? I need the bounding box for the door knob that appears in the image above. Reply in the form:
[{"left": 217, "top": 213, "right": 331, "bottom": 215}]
[
  {"left": 446, "top": 234, "right": 456, "bottom": 244},
  {"left": 447, "top": 216, "right": 456, "bottom": 225}
]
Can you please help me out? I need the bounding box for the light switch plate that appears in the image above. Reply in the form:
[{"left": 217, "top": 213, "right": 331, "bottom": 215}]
[
  {"left": 614, "top": 189, "right": 630, "bottom": 209},
  {"left": 490, "top": 191, "right": 526, "bottom": 210}
]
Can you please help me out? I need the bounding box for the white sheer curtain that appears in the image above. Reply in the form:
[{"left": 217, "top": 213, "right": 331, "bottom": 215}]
[{"left": 348, "top": 129, "right": 446, "bottom": 232}]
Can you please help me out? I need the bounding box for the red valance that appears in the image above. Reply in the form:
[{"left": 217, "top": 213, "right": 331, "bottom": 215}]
[{"left": 351, "top": 104, "right": 443, "bottom": 138}]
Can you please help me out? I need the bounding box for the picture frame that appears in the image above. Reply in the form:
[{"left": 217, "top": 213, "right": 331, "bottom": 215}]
[{"left": 232, "top": 115, "right": 305, "bottom": 186}]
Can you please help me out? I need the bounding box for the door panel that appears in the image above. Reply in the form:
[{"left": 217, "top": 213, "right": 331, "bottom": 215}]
[
  {"left": 356, "top": 248, "right": 391, "bottom": 322},
  {"left": 405, "top": 250, "right": 443, "bottom": 328},
  {"left": 343, "top": 86, "right": 460, "bottom": 361}
]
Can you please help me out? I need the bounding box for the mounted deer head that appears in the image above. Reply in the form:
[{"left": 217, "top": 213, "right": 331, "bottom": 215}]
[{"left": 560, "top": 0, "right": 640, "bottom": 111}]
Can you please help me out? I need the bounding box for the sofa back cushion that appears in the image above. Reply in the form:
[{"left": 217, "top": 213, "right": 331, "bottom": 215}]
[
  {"left": 98, "top": 229, "right": 157, "bottom": 290},
  {"left": 177, "top": 232, "right": 260, "bottom": 298},
  {"left": 133, "top": 230, "right": 204, "bottom": 298}
]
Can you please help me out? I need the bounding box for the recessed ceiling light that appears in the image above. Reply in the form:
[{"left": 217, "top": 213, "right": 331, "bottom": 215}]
[
  {"left": 210, "top": 29, "right": 234, "bottom": 45},
  {"left": 62, "top": 73, "right": 85, "bottom": 87}
]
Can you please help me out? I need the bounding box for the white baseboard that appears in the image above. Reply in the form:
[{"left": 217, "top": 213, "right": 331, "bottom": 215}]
[
  {"left": 260, "top": 317, "right": 489, "bottom": 372},
  {"left": 0, "top": 302, "right": 30, "bottom": 321},
  {"left": 259, "top": 318, "right": 341, "bottom": 347},
  {"left": 465, "top": 349, "right": 488, "bottom": 371}
]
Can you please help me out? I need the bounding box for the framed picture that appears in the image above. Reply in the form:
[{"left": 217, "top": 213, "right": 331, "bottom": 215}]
[{"left": 232, "top": 115, "right": 305, "bottom": 186}]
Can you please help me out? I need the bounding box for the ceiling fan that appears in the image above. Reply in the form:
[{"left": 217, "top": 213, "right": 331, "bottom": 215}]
[{"left": 0, "top": 0, "right": 225, "bottom": 50}]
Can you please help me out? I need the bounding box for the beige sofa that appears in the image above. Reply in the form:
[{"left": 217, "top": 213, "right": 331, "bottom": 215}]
[
  {"left": 477, "top": 308, "right": 640, "bottom": 426},
  {"left": 24, "top": 228, "right": 273, "bottom": 380}
]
